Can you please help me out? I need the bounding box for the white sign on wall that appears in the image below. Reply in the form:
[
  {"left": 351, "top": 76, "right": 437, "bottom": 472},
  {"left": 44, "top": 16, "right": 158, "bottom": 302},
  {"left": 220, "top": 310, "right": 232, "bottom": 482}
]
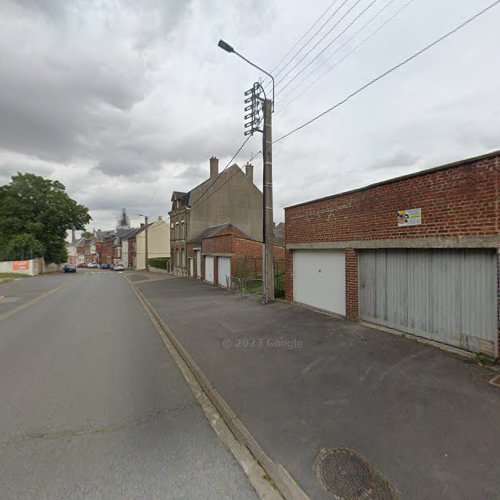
[{"left": 397, "top": 208, "right": 422, "bottom": 227}]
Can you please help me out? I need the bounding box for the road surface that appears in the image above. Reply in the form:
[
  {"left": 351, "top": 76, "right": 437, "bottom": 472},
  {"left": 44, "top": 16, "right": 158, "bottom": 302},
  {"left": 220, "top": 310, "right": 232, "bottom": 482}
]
[{"left": 0, "top": 270, "right": 258, "bottom": 499}]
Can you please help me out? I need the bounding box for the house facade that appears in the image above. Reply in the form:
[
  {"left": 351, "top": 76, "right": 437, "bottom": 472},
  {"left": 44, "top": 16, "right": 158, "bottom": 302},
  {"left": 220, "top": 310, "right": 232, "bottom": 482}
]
[
  {"left": 187, "top": 223, "right": 285, "bottom": 287},
  {"left": 135, "top": 217, "right": 170, "bottom": 270},
  {"left": 285, "top": 150, "right": 500, "bottom": 357},
  {"left": 169, "top": 156, "right": 262, "bottom": 275}
]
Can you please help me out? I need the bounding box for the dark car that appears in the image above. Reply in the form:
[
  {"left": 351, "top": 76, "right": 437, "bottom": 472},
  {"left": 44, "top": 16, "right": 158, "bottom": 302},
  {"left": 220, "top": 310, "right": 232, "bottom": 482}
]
[
  {"left": 63, "top": 264, "right": 77, "bottom": 273},
  {"left": 101, "top": 263, "right": 110, "bottom": 269}
]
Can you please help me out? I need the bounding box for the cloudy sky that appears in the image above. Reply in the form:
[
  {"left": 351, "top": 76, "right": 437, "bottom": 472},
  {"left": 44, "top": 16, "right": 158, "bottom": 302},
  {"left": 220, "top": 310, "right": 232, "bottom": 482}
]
[{"left": 0, "top": 0, "right": 499, "bottom": 232}]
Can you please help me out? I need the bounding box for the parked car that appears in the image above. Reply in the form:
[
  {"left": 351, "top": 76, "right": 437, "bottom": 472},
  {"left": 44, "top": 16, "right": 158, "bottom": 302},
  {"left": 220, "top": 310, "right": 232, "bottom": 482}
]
[
  {"left": 63, "top": 264, "right": 77, "bottom": 273},
  {"left": 101, "top": 263, "right": 110, "bottom": 269},
  {"left": 113, "top": 263, "right": 125, "bottom": 271},
  {"left": 87, "top": 262, "right": 98, "bottom": 268}
]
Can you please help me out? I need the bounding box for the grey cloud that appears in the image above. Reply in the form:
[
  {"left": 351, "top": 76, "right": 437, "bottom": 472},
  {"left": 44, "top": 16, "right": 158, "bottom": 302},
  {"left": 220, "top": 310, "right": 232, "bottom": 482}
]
[{"left": 368, "top": 150, "right": 420, "bottom": 171}]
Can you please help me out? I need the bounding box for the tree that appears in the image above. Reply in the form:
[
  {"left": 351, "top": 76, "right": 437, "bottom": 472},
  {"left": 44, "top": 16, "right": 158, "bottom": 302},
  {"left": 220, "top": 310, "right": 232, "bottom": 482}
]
[
  {"left": 81, "top": 231, "right": 93, "bottom": 239},
  {"left": 0, "top": 173, "right": 91, "bottom": 263},
  {"left": 0, "top": 234, "right": 45, "bottom": 261}
]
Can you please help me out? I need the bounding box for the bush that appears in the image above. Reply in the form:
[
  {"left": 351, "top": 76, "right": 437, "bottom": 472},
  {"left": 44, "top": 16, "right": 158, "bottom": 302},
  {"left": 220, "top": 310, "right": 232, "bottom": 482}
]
[
  {"left": 275, "top": 271, "right": 285, "bottom": 298},
  {"left": 148, "top": 257, "right": 170, "bottom": 270}
]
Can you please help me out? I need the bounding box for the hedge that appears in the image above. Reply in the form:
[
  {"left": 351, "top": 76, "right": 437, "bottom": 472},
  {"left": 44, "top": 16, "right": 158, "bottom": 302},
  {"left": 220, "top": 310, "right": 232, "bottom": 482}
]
[{"left": 147, "top": 257, "right": 170, "bottom": 270}]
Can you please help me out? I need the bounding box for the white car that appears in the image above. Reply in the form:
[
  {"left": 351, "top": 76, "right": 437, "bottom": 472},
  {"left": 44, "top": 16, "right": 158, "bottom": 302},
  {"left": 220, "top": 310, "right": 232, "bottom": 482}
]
[
  {"left": 87, "top": 262, "right": 99, "bottom": 268},
  {"left": 113, "top": 263, "right": 125, "bottom": 271}
]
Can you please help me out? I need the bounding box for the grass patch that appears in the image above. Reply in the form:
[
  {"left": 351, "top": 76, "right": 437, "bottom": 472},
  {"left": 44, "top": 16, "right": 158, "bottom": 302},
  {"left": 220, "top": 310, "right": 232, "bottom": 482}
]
[
  {"left": 474, "top": 352, "right": 497, "bottom": 367},
  {"left": 0, "top": 273, "right": 31, "bottom": 285}
]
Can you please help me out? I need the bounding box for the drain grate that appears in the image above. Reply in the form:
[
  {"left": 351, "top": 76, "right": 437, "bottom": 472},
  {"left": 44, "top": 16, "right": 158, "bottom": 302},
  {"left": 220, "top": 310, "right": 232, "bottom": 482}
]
[
  {"left": 489, "top": 374, "right": 500, "bottom": 388},
  {"left": 314, "top": 448, "right": 398, "bottom": 499}
]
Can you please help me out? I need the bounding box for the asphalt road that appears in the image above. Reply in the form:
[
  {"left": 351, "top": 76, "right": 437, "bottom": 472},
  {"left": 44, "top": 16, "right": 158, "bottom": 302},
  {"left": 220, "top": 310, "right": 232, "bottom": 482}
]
[{"left": 0, "top": 270, "right": 258, "bottom": 500}]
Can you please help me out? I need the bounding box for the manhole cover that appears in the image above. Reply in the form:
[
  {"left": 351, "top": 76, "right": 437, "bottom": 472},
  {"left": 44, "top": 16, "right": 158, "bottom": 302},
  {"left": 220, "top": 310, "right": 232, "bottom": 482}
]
[{"left": 314, "top": 448, "right": 398, "bottom": 499}]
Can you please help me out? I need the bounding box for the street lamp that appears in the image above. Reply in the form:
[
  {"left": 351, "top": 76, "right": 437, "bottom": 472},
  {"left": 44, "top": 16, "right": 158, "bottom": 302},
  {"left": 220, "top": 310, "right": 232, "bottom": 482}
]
[
  {"left": 218, "top": 39, "right": 274, "bottom": 108},
  {"left": 218, "top": 39, "right": 275, "bottom": 303},
  {"left": 138, "top": 213, "right": 149, "bottom": 272}
]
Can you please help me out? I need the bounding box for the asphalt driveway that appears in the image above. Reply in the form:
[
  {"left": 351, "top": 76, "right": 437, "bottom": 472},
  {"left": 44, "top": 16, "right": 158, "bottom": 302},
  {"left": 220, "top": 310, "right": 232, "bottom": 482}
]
[{"left": 135, "top": 276, "right": 500, "bottom": 500}]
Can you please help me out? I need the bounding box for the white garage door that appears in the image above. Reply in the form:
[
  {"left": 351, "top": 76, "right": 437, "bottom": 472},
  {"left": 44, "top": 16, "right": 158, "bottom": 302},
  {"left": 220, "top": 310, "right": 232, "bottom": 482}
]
[
  {"left": 205, "top": 256, "right": 214, "bottom": 283},
  {"left": 218, "top": 257, "right": 231, "bottom": 287},
  {"left": 293, "top": 250, "right": 346, "bottom": 316},
  {"left": 196, "top": 250, "right": 201, "bottom": 279},
  {"left": 359, "top": 249, "right": 497, "bottom": 356}
]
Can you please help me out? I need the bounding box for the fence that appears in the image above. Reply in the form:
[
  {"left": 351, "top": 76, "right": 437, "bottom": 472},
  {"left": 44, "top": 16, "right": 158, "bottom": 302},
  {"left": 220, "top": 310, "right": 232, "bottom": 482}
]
[{"left": 234, "top": 258, "right": 286, "bottom": 297}]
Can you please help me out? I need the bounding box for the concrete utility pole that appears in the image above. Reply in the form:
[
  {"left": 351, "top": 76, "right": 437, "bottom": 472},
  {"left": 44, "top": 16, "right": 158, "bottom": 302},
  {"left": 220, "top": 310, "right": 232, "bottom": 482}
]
[
  {"left": 262, "top": 99, "right": 274, "bottom": 302},
  {"left": 217, "top": 39, "right": 275, "bottom": 303},
  {"left": 144, "top": 216, "right": 149, "bottom": 272},
  {"left": 138, "top": 213, "right": 149, "bottom": 272}
]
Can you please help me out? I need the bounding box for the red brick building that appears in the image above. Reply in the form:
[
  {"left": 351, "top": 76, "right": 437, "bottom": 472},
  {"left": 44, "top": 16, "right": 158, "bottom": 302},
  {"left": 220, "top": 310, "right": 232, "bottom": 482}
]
[
  {"left": 96, "top": 238, "right": 113, "bottom": 266},
  {"left": 285, "top": 151, "right": 499, "bottom": 357},
  {"left": 187, "top": 223, "right": 285, "bottom": 287}
]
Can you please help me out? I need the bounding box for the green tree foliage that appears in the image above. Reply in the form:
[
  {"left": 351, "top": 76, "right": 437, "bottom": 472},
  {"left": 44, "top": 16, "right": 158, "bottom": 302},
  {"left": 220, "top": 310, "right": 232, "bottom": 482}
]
[
  {"left": 0, "top": 173, "right": 91, "bottom": 263},
  {"left": 0, "top": 234, "right": 46, "bottom": 261}
]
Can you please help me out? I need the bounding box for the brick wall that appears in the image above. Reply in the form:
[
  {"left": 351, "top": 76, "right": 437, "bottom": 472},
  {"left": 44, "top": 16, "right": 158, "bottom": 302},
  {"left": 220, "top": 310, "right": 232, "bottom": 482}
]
[
  {"left": 285, "top": 152, "right": 500, "bottom": 332},
  {"left": 345, "top": 248, "right": 358, "bottom": 320},
  {"left": 202, "top": 234, "right": 233, "bottom": 255},
  {"left": 286, "top": 154, "right": 499, "bottom": 245}
]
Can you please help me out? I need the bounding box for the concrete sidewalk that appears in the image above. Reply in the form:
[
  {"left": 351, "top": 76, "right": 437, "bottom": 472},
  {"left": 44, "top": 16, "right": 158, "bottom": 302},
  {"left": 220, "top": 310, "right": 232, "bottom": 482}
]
[{"left": 135, "top": 277, "right": 500, "bottom": 500}]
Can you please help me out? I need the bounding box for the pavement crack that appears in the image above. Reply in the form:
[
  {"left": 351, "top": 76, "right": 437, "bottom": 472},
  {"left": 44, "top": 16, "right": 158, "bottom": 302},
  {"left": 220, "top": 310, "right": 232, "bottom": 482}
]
[{"left": 1, "top": 401, "right": 197, "bottom": 449}]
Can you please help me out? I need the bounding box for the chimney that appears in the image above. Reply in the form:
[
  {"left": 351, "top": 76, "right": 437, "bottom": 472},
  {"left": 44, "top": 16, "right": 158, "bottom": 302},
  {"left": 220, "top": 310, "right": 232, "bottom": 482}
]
[
  {"left": 158, "top": 215, "right": 162, "bottom": 221},
  {"left": 210, "top": 156, "right": 219, "bottom": 178},
  {"left": 140, "top": 223, "right": 144, "bottom": 228},
  {"left": 71, "top": 228, "right": 76, "bottom": 243},
  {"left": 245, "top": 163, "right": 254, "bottom": 183}
]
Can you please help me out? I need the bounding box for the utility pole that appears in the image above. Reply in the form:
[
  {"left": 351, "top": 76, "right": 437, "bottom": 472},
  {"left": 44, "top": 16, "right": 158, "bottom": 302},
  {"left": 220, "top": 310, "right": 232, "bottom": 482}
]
[
  {"left": 217, "top": 39, "right": 275, "bottom": 303},
  {"left": 138, "top": 213, "right": 149, "bottom": 272},
  {"left": 145, "top": 215, "right": 149, "bottom": 272},
  {"left": 262, "top": 99, "right": 274, "bottom": 302}
]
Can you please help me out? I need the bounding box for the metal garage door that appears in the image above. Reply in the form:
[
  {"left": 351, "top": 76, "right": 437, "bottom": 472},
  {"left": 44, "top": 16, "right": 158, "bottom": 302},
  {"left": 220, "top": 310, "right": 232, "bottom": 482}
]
[
  {"left": 293, "top": 250, "right": 346, "bottom": 316},
  {"left": 205, "top": 256, "right": 214, "bottom": 283},
  {"left": 217, "top": 257, "right": 231, "bottom": 287},
  {"left": 359, "top": 249, "right": 497, "bottom": 356}
]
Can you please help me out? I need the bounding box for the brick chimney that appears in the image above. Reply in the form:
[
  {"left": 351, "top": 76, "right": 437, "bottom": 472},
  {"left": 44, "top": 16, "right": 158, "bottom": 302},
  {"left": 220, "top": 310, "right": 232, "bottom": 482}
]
[
  {"left": 210, "top": 156, "right": 219, "bottom": 179},
  {"left": 245, "top": 163, "right": 254, "bottom": 183}
]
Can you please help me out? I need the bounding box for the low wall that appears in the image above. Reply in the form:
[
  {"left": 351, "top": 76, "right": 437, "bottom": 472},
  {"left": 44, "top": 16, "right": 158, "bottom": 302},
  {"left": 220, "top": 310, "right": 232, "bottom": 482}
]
[
  {"left": 0, "top": 258, "right": 63, "bottom": 276},
  {"left": 0, "top": 259, "right": 39, "bottom": 276}
]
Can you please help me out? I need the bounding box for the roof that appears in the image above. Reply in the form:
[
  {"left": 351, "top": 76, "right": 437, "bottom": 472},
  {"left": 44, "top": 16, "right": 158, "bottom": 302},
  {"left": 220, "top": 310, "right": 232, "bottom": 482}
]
[
  {"left": 116, "top": 227, "right": 137, "bottom": 239},
  {"left": 171, "top": 164, "right": 255, "bottom": 210},
  {"left": 188, "top": 222, "right": 254, "bottom": 244},
  {"left": 285, "top": 149, "right": 500, "bottom": 210},
  {"left": 171, "top": 191, "right": 187, "bottom": 201},
  {"left": 122, "top": 223, "right": 154, "bottom": 240}
]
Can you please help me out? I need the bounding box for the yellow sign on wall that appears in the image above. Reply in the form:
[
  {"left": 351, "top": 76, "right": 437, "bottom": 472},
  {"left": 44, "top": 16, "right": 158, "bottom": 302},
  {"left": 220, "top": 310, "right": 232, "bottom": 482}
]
[{"left": 397, "top": 208, "right": 422, "bottom": 227}]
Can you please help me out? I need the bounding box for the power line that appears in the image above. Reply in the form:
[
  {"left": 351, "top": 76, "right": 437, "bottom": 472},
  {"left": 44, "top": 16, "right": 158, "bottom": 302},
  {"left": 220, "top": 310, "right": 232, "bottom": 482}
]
[
  {"left": 189, "top": 136, "right": 252, "bottom": 210},
  {"left": 275, "top": 0, "right": 379, "bottom": 99},
  {"left": 279, "top": 0, "right": 416, "bottom": 111},
  {"left": 267, "top": 0, "right": 342, "bottom": 77},
  {"left": 273, "top": 0, "right": 364, "bottom": 90},
  {"left": 187, "top": 149, "right": 263, "bottom": 212},
  {"left": 274, "top": 0, "right": 500, "bottom": 144},
  {"left": 264, "top": 0, "right": 349, "bottom": 89},
  {"left": 277, "top": 0, "right": 401, "bottom": 108}
]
